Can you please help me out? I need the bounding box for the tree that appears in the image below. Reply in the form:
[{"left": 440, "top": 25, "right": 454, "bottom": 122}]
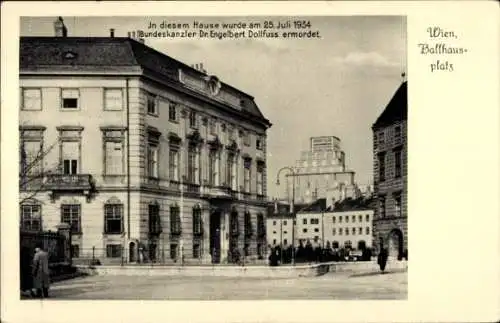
[{"left": 19, "top": 138, "right": 60, "bottom": 205}]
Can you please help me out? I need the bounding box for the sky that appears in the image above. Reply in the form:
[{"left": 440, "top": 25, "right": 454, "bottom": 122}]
[{"left": 21, "top": 16, "right": 407, "bottom": 199}]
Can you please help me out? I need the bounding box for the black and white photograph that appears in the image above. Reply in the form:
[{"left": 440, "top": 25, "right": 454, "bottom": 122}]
[
  {"left": 17, "top": 15, "right": 407, "bottom": 300},
  {"left": 2, "top": 2, "right": 499, "bottom": 323}
]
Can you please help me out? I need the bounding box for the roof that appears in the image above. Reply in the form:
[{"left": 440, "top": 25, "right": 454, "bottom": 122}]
[
  {"left": 20, "top": 36, "right": 271, "bottom": 126},
  {"left": 330, "top": 197, "right": 376, "bottom": 212},
  {"left": 297, "top": 198, "right": 327, "bottom": 213},
  {"left": 372, "top": 81, "right": 407, "bottom": 129}
]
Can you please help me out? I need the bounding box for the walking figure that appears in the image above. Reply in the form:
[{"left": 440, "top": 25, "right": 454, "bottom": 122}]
[
  {"left": 377, "top": 247, "right": 389, "bottom": 273},
  {"left": 31, "top": 244, "right": 50, "bottom": 298}
]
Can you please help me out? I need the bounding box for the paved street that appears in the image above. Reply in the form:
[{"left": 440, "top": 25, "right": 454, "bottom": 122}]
[{"left": 39, "top": 269, "right": 407, "bottom": 300}]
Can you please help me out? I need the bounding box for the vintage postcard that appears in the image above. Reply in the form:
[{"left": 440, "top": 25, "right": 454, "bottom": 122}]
[{"left": 1, "top": 1, "right": 499, "bottom": 323}]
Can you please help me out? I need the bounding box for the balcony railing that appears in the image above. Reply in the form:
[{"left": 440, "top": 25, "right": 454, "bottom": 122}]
[
  {"left": 45, "top": 174, "right": 95, "bottom": 190},
  {"left": 45, "top": 174, "right": 96, "bottom": 203}
]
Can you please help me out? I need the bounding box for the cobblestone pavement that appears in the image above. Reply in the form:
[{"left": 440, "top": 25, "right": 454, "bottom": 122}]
[{"left": 34, "top": 270, "right": 407, "bottom": 300}]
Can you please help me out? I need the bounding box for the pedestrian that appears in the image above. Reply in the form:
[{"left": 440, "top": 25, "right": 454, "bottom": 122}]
[
  {"left": 32, "top": 244, "right": 50, "bottom": 298},
  {"left": 377, "top": 247, "right": 388, "bottom": 273}
]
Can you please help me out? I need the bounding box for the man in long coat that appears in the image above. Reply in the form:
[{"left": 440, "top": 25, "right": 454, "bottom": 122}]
[{"left": 32, "top": 244, "right": 50, "bottom": 298}]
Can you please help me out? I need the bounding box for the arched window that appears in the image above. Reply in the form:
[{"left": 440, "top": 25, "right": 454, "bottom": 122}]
[
  {"left": 344, "top": 240, "right": 352, "bottom": 249},
  {"left": 332, "top": 241, "right": 339, "bottom": 248}
]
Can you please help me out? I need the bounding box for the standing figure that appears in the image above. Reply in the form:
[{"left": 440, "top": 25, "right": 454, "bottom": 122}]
[
  {"left": 377, "top": 247, "right": 389, "bottom": 273},
  {"left": 32, "top": 244, "right": 50, "bottom": 298}
]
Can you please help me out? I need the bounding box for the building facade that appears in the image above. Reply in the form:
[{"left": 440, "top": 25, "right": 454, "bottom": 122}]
[
  {"left": 295, "top": 198, "right": 373, "bottom": 250},
  {"left": 285, "top": 136, "right": 360, "bottom": 205},
  {"left": 372, "top": 81, "right": 408, "bottom": 259},
  {"left": 19, "top": 19, "right": 271, "bottom": 265}
]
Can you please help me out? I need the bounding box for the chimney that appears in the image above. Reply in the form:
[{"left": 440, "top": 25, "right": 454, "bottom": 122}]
[
  {"left": 110, "top": 28, "right": 115, "bottom": 37},
  {"left": 54, "top": 16, "right": 68, "bottom": 37}
]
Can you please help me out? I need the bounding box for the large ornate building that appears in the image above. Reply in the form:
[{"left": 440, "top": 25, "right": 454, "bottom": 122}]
[
  {"left": 285, "top": 136, "right": 360, "bottom": 204},
  {"left": 372, "top": 81, "right": 408, "bottom": 259},
  {"left": 19, "top": 18, "right": 271, "bottom": 265}
]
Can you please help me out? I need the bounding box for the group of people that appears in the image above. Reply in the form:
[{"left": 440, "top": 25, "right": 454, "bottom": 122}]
[{"left": 21, "top": 244, "right": 51, "bottom": 298}]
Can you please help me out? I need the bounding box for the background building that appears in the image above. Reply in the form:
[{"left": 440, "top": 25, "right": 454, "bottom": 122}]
[
  {"left": 19, "top": 18, "right": 272, "bottom": 265},
  {"left": 266, "top": 202, "right": 295, "bottom": 247},
  {"left": 323, "top": 197, "right": 375, "bottom": 250},
  {"left": 285, "top": 136, "right": 360, "bottom": 205},
  {"left": 372, "top": 80, "right": 408, "bottom": 259}
]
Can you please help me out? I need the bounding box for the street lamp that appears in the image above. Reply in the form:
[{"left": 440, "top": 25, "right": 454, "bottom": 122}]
[{"left": 276, "top": 166, "right": 296, "bottom": 265}]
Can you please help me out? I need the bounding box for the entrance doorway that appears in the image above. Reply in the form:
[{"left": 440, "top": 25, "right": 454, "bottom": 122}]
[
  {"left": 210, "top": 211, "right": 221, "bottom": 264},
  {"left": 387, "top": 229, "right": 404, "bottom": 260},
  {"left": 129, "top": 242, "right": 136, "bottom": 263}
]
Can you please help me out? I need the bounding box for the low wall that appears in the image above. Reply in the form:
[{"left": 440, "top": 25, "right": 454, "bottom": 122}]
[{"left": 76, "top": 260, "right": 408, "bottom": 279}]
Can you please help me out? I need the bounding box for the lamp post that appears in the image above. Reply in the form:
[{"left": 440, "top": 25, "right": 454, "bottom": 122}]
[{"left": 276, "top": 166, "right": 296, "bottom": 265}]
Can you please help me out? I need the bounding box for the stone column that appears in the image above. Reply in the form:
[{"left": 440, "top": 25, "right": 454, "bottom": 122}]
[
  {"left": 220, "top": 210, "right": 229, "bottom": 263},
  {"left": 56, "top": 222, "right": 72, "bottom": 266},
  {"left": 201, "top": 207, "right": 212, "bottom": 264}
]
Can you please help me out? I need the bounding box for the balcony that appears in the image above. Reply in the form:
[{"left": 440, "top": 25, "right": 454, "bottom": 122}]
[
  {"left": 45, "top": 174, "right": 96, "bottom": 203},
  {"left": 202, "top": 185, "right": 235, "bottom": 201}
]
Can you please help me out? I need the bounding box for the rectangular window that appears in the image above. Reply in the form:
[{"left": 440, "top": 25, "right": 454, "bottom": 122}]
[
  {"left": 339, "top": 216, "right": 343, "bottom": 223},
  {"left": 209, "top": 119, "right": 217, "bottom": 134},
  {"left": 345, "top": 228, "right": 349, "bottom": 235},
  {"left": 366, "top": 214, "right": 370, "bottom": 222},
  {"left": 378, "top": 130, "right": 385, "bottom": 145},
  {"left": 243, "top": 159, "right": 251, "bottom": 192},
  {"left": 366, "top": 227, "right": 370, "bottom": 235},
  {"left": 22, "top": 88, "right": 42, "bottom": 111},
  {"left": 147, "top": 144, "right": 158, "bottom": 178},
  {"left": 283, "top": 220, "right": 287, "bottom": 226},
  {"left": 61, "top": 204, "right": 81, "bottom": 233},
  {"left": 346, "top": 216, "right": 349, "bottom": 223},
  {"left": 359, "top": 215, "right": 362, "bottom": 222},
  {"left": 395, "top": 149, "right": 402, "bottom": 178},
  {"left": 169, "top": 102, "right": 177, "bottom": 121},
  {"left": 189, "top": 110, "right": 197, "bottom": 128},
  {"left": 106, "top": 244, "right": 122, "bottom": 258},
  {"left": 332, "top": 216, "right": 336, "bottom": 224},
  {"left": 21, "top": 140, "right": 43, "bottom": 178},
  {"left": 62, "top": 141, "right": 79, "bottom": 175},
  {"left": 303, "top": 219, "right": 307, "bottom": 225},
  {"left": 379, "top": 197, "right": 386, "bottom": 218},
  {"left": 147, "top": 93, "right": 158, "bottom": 115},
  {"left": 226, "top": 154, "right": 235, "bottom": 189},
  {"left": 61, "top": 89, "right": 79, "bottom": 110},
  {"left": 170, "top": 206, "right": 181, "bottom": 234},
  {"left": 339, "top": 228, "right": 343, "bottom": 235},
  {"left": 192, "top": 207, "right": 202, "bottom": 235},
  {"left": 105, "top": 141, "right": 123, "bottom": 175},
  {"left": 21, "top": 205, "right": 41, "bottom": 231},
  {"left": 169, "top": 149, "right": 179, "bottom": 181},
  {"left": 395, "top": 195, "right": 402, "bottom": 217},
  {"left": 170, "top": 244, "right": 178, "bottom": 260},
  {"left": 256, "top": 163, "right": 264, "bottom": 195},
  {"left": 256, "top": 137, "right": 263, "bottom": 150},
  {"left": 352, "top": 215, "right": 356, "bottom": 223},
  {"left": 273, "top": 220, "right": 277, "bottom": 226},
  {"left": 104, "top": 88, "right": 123, "bottom": 111},
  {"left": 243, "top": 132, "right": 251, "bottom": 146},
  {"left": 332, "top": 228, "right": 336, "bottom": 235},
  {"left": 394, "top": 125, "right": 401, "bottom": 139},
  {"left": 244, "top": 212, "right": 252, "bottom": 236},
  {"left": 104, "top": 204, "right": 123, "bottom": 234},
  {"left": 378, "top": 153, "right": 386, "bottom": 181},
  {"left": 209, "top": 150, "right": 219, "bottom": 186},
  {"left": 359, "top": 227, "right": 363, "bottom": 235},
  {"left": 283, "top": 239, "right": 288, "bottom": 246},
  {"left": 273, "top": 239, "right": 277, "bottom": 245},
  {"left": 187, "top": 148, "right": 198, "bottom": 183},
  {"left": 71, "top": 245, "right": 80, "bottom": 258},
  {"left": 149, "top": 204, "right": 161, "bottom": 234}
]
